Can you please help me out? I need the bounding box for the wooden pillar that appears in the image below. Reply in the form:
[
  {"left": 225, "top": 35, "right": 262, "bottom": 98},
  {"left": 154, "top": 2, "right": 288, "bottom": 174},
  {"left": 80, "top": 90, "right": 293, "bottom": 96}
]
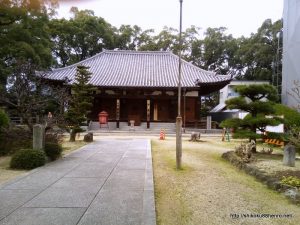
[
  {"left": 196, "top": 91, "right": 201, "bottom": 120},
  {"left": 116, "top": 98, "right": 120, "bottom": 128},
  {"left": 147, "top": 99, "right": 150, "bottom": 129},
  {"left": 183, "top": 89, "right": 186, "bottom": 132}
]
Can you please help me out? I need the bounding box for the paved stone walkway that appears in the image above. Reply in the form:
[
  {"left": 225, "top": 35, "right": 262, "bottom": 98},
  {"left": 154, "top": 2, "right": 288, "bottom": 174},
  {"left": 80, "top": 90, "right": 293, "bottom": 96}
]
[{"left": 0, "top": 139, "right": 156, "bottom": 225}]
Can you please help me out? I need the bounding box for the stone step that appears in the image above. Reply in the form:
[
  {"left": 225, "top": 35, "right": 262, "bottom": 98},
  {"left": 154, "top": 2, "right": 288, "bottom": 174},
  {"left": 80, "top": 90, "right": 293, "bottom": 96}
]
[{"left": 88, "top": 121, "right": 175, "bottom": 131}]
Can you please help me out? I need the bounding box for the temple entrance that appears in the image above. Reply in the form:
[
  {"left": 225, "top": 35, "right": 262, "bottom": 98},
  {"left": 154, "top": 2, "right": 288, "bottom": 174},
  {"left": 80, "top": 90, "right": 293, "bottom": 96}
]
[
  {"left": 90, "top": 95, "right": 196, "bottom": 124},
  {"left": 120, "top": 99, "right": 146, "bottom": 125},
  {"left": 153, "top": 100, "right": 171, "bottom": 121}
]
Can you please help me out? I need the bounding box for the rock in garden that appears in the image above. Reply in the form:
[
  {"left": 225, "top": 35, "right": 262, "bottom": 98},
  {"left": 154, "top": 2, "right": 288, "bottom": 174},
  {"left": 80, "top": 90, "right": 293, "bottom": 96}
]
[
  {"left": 235, "top": 141, "right": 255, "bottom": 163},
  {"left": 190, "top": 132, "right": 200, "bottom": 142},
  {"left": 283, "top": 144, "right": 296, "bottom": 167},
  {"left": 284, "top": 189, "right": 299, "bottom": 200},
  {"left": 84, "top": 132, "right": 93, "bottom": 142}
]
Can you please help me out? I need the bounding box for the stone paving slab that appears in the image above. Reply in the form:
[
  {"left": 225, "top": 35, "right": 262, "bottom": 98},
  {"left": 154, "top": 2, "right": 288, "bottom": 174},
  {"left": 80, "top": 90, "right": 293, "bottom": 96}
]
[
  {"left": 116, "top": 158, "right": 146, "bottom": 170},
  {"left": 2, "top": 170, "right": 66, "bottom": 190},
  {"left": 25, "top": 178, "right": 106, "bottom": 208},
  {"left": 0, "top": 208, "right": 86, "bottom": 225},
  {"left": 64, "top": 162, "right": 114, "bottom": 178},
  {"left": 0, "top": 189, "right": 41, "bottom": 220},
  {"left": 102, "top": 170, "right": 145, "bottom": 191},
  {"left": 0, "top": 139, "right": 156, "bottom": 225},
  {"left": 85, "top": 152, "right": 123, "bottom": 163},
  {"left": 78, "top": 190, "right": 144, "bottom": 225}
]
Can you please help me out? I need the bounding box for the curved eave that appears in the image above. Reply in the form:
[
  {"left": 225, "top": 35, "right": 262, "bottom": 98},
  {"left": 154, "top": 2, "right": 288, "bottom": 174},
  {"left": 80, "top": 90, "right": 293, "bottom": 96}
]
[
  {"left": 196, "top": 79, "right": 232, "bottom": 95},
  {"left": 43, "top": 76, "right": 231, "bottom": 95}
]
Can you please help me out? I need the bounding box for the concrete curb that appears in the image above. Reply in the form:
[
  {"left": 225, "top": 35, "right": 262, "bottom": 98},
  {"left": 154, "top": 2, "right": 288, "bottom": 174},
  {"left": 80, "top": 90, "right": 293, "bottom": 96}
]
[{"left": 142, "top": 139, "right": 157, "bottom": 225}]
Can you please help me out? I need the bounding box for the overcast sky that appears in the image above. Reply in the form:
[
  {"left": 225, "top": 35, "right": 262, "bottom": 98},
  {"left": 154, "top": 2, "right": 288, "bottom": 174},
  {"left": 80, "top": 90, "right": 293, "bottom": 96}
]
[{"left": 57, "top": 0, "right": 283, "bottom": 37}]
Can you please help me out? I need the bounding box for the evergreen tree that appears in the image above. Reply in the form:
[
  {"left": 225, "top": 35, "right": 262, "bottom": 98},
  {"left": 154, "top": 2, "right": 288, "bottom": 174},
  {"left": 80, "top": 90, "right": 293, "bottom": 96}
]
[
  {"left": 0, "top": 0, "right": 55, "bottom": 130},
  {"left": 220, "top": 84, "right": 282, "bottom": 152},
  {"left": 64, "top": 65, "right": 94, "bottom": 142},
  {"left": 0, "top": 109, "right": 9, "bottom": 129}
]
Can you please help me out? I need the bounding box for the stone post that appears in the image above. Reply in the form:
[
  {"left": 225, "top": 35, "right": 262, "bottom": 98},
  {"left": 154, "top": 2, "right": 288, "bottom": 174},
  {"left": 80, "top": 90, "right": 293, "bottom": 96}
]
[
  {"left": 283, "top": 144, "right": 296, "bottom": 167},
  {"left": 206, "top": 116, "right": 212, "bottom": 130},
  {"left": 129, "top": 120, "right": 135, "bottom": 131},
  {"left": 33, "top": 124, "right": 45, "bottom": 151}
]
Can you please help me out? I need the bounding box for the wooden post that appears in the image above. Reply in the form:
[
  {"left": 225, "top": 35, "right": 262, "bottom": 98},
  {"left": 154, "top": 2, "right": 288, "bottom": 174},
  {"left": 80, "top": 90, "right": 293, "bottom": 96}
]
[
  {"left": 147, "top": 99, "right": 150, "bottom": 129},
  {"left": 116, "top": 98, "right": 120, "bottom": 128},
  {"left": 197, "top": 91, "right": 201, "bottom": 120},
  {"left": 176, "top": 116, "right": 182, "bottom": 170},
  {"left": 183, "top": 89, "right": 186, "bottom": 133}
]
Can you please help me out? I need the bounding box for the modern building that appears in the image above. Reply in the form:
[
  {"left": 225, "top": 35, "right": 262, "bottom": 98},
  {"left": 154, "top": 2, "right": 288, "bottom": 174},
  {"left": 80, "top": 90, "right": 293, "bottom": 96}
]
[
  {"left": 43, "top": 50, "right": 232, "bottom": 129},
  {"left": 282, "top": 0, "right": 300, "bottom": 112}
]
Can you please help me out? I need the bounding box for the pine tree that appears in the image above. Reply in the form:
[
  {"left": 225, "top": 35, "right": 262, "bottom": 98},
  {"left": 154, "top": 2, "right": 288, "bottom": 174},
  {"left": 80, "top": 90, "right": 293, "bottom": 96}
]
[
  {"left": 221, "top": 84, "right": 282, "bottom": 152},
  {"left": 64, "top": 65, "right": 94, "bottom": 142}
]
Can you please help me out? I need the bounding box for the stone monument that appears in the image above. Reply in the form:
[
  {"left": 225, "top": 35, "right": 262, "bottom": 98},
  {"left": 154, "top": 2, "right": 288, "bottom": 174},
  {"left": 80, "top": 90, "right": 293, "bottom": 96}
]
[
  {"left": 283, "top": 144, "right": 296, "bottom": 167},
  {"left": 33, "top": 124, "right": 45, "bottom": 150}
]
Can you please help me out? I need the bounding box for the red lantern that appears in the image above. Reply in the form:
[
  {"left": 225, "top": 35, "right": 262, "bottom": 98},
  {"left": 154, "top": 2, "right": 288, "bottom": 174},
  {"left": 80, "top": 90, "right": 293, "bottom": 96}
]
[{"left": 98, "top": 111, "right": 109, "bottom": 127}]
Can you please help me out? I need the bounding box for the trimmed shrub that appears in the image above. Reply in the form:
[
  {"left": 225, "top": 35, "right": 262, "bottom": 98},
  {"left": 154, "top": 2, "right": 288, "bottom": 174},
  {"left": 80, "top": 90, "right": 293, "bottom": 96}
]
[
  {"left": 274, "top": 104, "right": 300, "bottom": 127},
  {"left": 45, "top": 132, "right": 63, "bottom": 144},
  {"left": 281, "top": 176, "right": 300, "bottom": 188},
  {"left": 10, "top": 149, "right": 46, "bottom": 169},
  {"left": 44, "top": 142, "right": 63, "bottom": 161}
]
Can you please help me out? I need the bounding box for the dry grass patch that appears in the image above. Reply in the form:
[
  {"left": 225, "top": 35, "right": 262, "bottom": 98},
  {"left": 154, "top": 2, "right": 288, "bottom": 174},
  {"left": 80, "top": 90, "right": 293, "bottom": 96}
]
[
  {"left": 0, "top": 156, "right": 28, "bottom": 185},
  {"left": 61, "top": 136, "right": 87, "bottom": 156},
  {"left": 152, "top": 137, "right": 300, "bottom": 225}
]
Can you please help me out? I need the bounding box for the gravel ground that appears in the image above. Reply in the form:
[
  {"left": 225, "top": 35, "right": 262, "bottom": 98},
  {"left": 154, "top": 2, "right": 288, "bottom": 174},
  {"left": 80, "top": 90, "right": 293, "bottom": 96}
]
[
  {"left": 152, "top": 137, "right": 300, "bottom": 225},
  {"left": 253, "top": 154, "right": 300, "bottom": 176}
]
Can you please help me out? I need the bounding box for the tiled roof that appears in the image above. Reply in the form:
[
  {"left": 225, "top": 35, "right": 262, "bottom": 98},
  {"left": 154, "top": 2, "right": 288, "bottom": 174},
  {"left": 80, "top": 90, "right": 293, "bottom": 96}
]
[{"left": 43, "top": 50, "right": 232, "bottom": 88}]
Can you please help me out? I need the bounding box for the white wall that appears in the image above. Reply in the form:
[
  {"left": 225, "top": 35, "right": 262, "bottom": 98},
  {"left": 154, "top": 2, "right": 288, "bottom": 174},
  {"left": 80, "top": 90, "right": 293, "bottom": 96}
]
[
  {"left": 218, "top": 81, "right": 269, "bottom": 105},
  {"left": 282, "top": 0, "right": 300, "bottom": 112}
]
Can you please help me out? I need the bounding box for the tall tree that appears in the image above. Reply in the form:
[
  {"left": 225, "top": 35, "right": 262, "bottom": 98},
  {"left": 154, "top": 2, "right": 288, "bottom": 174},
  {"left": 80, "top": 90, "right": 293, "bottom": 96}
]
[
  {"left": 0, "top": 0, "right": 56, "bottom": 129},
  {"left": 0, "top": 109, "right": 9, "bottom": 129},
  {"left": 0, "top": 0, "right": 53, "bottom": 85},
  {"left": 116, "top": 25, "right": 156, "bottom": 51},
  {"left": 190, "top": 27, "right": 238, "bottom": 74},
  {"left": 49, "top": 8, "right": 116, "bottom": 67},
  {"left": 64, "top": 65, "right": 94, "bottom": 142},
  {"left": 235, "top": 19, "right": 282, "bottom": 83}
]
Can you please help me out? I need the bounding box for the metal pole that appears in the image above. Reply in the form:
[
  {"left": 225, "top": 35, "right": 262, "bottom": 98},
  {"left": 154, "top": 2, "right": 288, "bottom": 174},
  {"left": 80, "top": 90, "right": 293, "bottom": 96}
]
[{"left": 176, "top": 0, "right": 183, "bottom": 170}]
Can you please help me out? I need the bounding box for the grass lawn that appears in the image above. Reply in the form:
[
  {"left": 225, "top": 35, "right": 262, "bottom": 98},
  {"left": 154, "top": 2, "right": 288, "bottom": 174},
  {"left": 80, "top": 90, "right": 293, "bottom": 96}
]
[
  {"left": 0, "top": 135, "right": 86, "bottom": 185},
  {"left": 152, "top": 137, "right": 300, "bottom": 225}
]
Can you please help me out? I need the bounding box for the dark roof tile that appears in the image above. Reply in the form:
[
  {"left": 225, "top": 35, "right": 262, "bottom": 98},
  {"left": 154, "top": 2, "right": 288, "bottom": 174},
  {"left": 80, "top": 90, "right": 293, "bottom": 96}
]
[{"left": 44, "top": 50, "right": 231, "bottom": 88}]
